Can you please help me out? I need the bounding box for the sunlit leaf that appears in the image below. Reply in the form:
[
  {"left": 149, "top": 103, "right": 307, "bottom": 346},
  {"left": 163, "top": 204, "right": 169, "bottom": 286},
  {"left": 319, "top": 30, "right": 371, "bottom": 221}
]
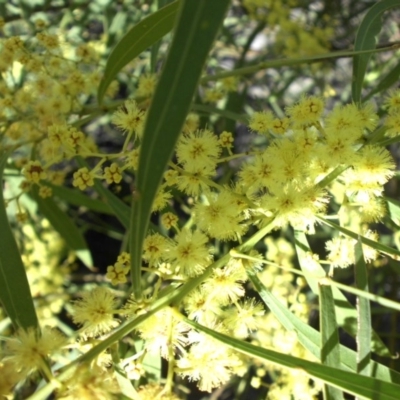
[
  {"left": 129, "top": 0, "right": 231, "bottom": 299},
  {"left": 185, "top": 318, "right": 400, "bottom": 400},
  {"left": 354, "top": 239, "right": 372, "bottom": 376},
  {"left": 247, "top": 269, "right": 400, "bottom": 383},
  {"left": 319, "top": 280, "right": 344, "bottom": 400},
  {"left": 294, "top": 230, "right": 391, "bottom": 357}
]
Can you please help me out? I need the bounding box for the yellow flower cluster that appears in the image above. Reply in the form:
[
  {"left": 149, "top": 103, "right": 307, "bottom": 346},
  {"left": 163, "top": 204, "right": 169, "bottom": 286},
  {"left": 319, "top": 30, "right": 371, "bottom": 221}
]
[
  {"left": 1, "top": 5, "right": 398, "bottom": 399},
  {"left": 242, "top": 0, "right": 334, "bottom": 58}
]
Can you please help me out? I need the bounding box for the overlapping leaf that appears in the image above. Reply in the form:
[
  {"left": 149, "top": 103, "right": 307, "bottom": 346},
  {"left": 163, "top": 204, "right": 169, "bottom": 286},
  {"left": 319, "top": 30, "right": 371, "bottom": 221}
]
[
  {"left": 186, "top": 318, "right": 400, "bottom": 400},
  {"left": 129, "top": 0, "right": 231, "bottom": 299},
  {"left": 97, "top": 1, "right": 180, "bottom": 103}
]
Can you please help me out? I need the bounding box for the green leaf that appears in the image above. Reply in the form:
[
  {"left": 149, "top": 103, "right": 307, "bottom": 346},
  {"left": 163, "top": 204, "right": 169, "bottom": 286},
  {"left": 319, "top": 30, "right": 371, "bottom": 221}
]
[
  {"left": 191, "top": 103, "right": 248, "bottom": 123},
  {"left": 0, "top": 151, "right": 38, "bottom": 330},
  {"left": 319, "top": 281, "right": 344, "bottom": 400},
  {"left": 49, "top": 184, "right": 114, "bottom": 215},
  {"left": 130, "top": 0, "right": 231, "bottom": 299},
  {"left": 30, "top": 187, "right": 92, "bottom": 268},
  {"left": 97, "top": 0, "right": 180, "bottom": 103},
  {"left": 114, "top": 368, "right": 139, "bottom": 399},
  {"left": 76, "top": 156, "right": 131, "bottom": 229},
  {"left": 386, "top": 197, "right": 400, "bottom": 226},
  {"left": 200, "top": 45, "right": 396, "bottom": 84},
  {"left": 294, "top": 230, "right": 391, "bottom": 357},
  {"left": 317, "top": 216, "right": 400, "bottom": 258},
  {"left": 363, "top": 59, "right": 400, "bottom": 101},
  {"left": 351, "top": 0, "right": 400, "bottom": 103},
  {"left": 354, "top": 238, "right": 372, "bottom": 377},
  {"left": 185, "top": 318, "right": 400, "bottom": 400},
  {"left": 246, "top": 268, "right": 400, "bottom": 383}
]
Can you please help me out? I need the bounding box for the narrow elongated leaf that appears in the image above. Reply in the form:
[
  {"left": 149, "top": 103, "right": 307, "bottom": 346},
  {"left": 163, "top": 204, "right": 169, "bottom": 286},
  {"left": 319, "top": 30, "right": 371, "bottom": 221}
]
[
  {"left": 185, "top": 318, "right": 400, "bottom": 400},
  {"left": 200, "top": 45, "right": 396, "bottom": 84},
  {"left": 0, "top": 151, "right": 38, "bottom": 330},
  {"left": 130, "top": 0, "right": 231, "bottom": 299},
  {"left": 76, "top": 157, "right": 130, "bottom": 228},
  {"left": 386, "top": 197, "right": 400, "bottom": 226},
  {"left": 97, "top": 1, "right": 180, "bottom": 103},
  {"left": 294, "top": 230, "right": 390, "bottom": 357},
  {"left": 354, "top": 239, "right": 372, "bottom": 376},
  {"left": 49, "top": 184, "right": 114, "bottom": 215},
  {"left": 317, "top": 216, "right": 400, "bottom": 258},
  {"left": 352, "top": 0, "right": 400, "bottom": 103},
  {"left": 191, "top": 103, "right": 248, "bottom": 123},
  {"left": 363, "top": 59, "right": 400, "bottom": 101},
  {"left": 329, "top": 279, "right": 400, "bottom": 313},
  {"left": 247, "top": 268, "right": 400, "bottom": 383},
  {"left": 92, "top": 180, "right": 131, "bottom": 228},
  {"left": 31, "top": 188, "right": 92, "bottom": 268},
  {"left": 114, "top": 368, "right": 139, "bottom": 399},
  {"left": 319, "top": 280, "right": 344, "bottom": 400}
]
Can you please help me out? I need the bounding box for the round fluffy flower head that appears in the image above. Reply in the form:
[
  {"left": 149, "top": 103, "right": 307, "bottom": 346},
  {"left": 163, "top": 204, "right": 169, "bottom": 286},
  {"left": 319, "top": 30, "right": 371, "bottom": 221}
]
[
  {"left": 137, "top": 308, "right": 188, "bottom": 358},
  {"left": 71, "top": 286, "right": 119, "bottom": 337},
  {"left": 36, "top": 32, "right": 59, "bottom": 50},
  {"left": 261, "top": 182, "right": 328, "bottom": 230},
  {"left": 23, "top": 160, "right": 47, "bottom": 184},
  {"left": 325, "top": 103, "right": 365, "bottom": 140},
  {"left": 151, "top": 185, "right": 172, "bottom": 212},
  {"left": 4, "top": 36, "right": 24, "bottom": 54},
  {"left": 194, "top": 190, "right": 248, "bottom": 241},
  {"left": 72, "top": 167, "right": 95, "bottom": 190},
  {"left": 325, "top": 236, "right": 355, "bottom": 269},
  {"left": 249, "top": 110, "right": 274, "bottom": 134},
  {"left": 385, "top": 110, "right": 400, "bottom": 138},
  {"left": 286, "top": 95, "right": 324, "bottom": 127},
  {"left": 223, "top": 298, "right": 265, "bottom": 338},
  {"left": 0, "top": 360, "right": 23, "bottom": 397},
  {"left": 220, "top": 76, "right": 239, "bottom": 92},
  {"left": 125, "top": 147, "right": 140, "bottom": 170},
  {"left": 111, "top": 99, "right": 145, "bottom": 137},
  {"left": 203, "top": 264, "right": 245, "bottom": 305},
  {"left": 203, "top": 87, "right": 225, "bottom": 103},
  {"left": 4, "top": 327, "right": 66, "bottom": 375},
  {"left": 75, "top": 43, "right": 98, "bottom": 63},
  {"left": 176, "top": 333, "right": 242, "bottom": 392},
  {"left": 176, "top": 162, "right": 216, "bottom": 196},
  {"left": 271, "top": 116, "right": 290, "bottom": 135},
  {"left": 58, "top": 364, "right": 119, "bottom": 400},
  {"left": 384, "top": 89, "right": 400, "bottom": 112},
  {"left": 47, "top": 122, "right": 69, "bottom": 144},
  {"left": 182, "top": 113, "right": 200, "bottom": 134},
  {"left": 143, "top": 232, "right": 170, "bottom": 266},
  {"left": 166, "top": 229, "right": 213, "bottom": 278},
  {"left": 349, "top": 146, "right": 395, "bottom": 186},
  {"left": 176, "top": 128, "right": 221, "bottom": 167},
  {"left": 136, "top": 73, "right": 157, "bottom": 98},
  {"left": 357, "top": 102, "right": 378, "bottom": 131}
]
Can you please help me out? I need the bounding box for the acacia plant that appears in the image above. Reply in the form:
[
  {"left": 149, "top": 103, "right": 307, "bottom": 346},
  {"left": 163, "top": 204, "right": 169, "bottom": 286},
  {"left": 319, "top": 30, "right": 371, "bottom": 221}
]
[{"left": 1, "top": 0, "right": 400, "bottom": 399}]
